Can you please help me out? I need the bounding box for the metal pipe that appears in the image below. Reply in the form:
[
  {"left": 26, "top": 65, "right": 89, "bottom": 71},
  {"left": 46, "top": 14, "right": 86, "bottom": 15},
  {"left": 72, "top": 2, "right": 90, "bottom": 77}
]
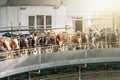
[{"left": 79, "top": 66, "right": 81, "bottom": 80}]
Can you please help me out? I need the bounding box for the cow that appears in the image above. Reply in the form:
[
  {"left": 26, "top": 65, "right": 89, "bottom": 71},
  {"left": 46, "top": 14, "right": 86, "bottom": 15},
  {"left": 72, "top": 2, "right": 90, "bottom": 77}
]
[
  {"left": 55, "top": 31, "right": 70, "bottom": 51},
  {"left": 0, "top": 37, "right": 21, "bottom": 59},
  {"left": 68, "top": 31, "right": 81, "bottom": 50},
  {"left": 107, "top": 32, "right": 118, "bottom": 48},
  {"left": 0, "top": 37, "right": 19, "bottom": 50}
]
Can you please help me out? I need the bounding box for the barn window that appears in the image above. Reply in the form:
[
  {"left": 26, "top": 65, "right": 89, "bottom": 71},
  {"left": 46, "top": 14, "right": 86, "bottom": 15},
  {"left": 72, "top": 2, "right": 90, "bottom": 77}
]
[
  {"left": 46, "top": 16, "right": 52, "bottom": 25},
  {"left": 37, "top": 15, "right": 44, "bottom": 25},
  {"left": 37, "top": 15, "right": 44, "bottom": 32},
  {"left": 28, "top": 15, "right": 52, "bottom": 33},
  {"left": 46, "top": 16, "right": 52, "bottom": 29},
  {"left": 29, "top": 16, "right": 35, "bottom": 26},
  {"left": 28, "top": 16, "right": 35, "bottom": 33}
]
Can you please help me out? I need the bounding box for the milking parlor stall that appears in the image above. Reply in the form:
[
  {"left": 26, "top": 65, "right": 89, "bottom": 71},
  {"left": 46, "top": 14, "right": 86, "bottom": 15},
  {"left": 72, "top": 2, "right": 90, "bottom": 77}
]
[
  {"left": 1, "top": 0, "right": 120, "bottom": 80},
  {"left": 0, "top": 0, "right": 120, "bottom": 61}
]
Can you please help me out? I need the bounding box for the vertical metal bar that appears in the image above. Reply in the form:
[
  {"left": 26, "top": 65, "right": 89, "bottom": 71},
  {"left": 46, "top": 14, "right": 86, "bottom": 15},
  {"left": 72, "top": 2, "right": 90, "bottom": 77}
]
[
  {"left": 79, "top": 66, "right": 81, "bottom": 80},
  {"left": 7, "top": 76, "right": 10, "bottom": 80},
  {"left": 113, "top": 15, "right": 115, "bottom": 32},
  {"left": 6, "top": 6, "right": 8, "bottom": 28},
  {"left": 85, "top": 49, "right": 87, "bottom": 59},
  {"left": 105, "top": 31, "right": 107, "bottom": 48},
  {"left": 29, "top": 72, "right": 31, "bottom": 80},
  {"left": 11, "top": 22, "right": 13, "bottom": 36}
]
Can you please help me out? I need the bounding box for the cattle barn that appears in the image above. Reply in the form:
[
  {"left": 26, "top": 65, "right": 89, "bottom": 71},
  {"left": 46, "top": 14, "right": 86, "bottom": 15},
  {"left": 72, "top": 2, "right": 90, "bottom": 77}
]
[{"left": 1, "top": 0, "right": 120, "bottom": 80}]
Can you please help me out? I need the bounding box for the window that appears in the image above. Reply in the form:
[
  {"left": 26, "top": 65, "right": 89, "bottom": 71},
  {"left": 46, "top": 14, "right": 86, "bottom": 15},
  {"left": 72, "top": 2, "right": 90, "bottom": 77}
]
[
  {"left": 46, "top": 16, "right": 52, "bottom": 29},
  {"left": 28, "top": 16, "right": 35, "bottom": 33},
  {"left": 37, "top": 15, "right": 44, "bottom": 25},
  {"left": 29, "top": 16, "right": 35, "bottom": 26},
  {"left": 28, "top": 15, "right": 52, "bottom": 33},
  {"left": 37, "top": 15, "right": 44, "bottom": 32},
  {"left": 46, "top": 16, "right": 52, "bottom": 25}
]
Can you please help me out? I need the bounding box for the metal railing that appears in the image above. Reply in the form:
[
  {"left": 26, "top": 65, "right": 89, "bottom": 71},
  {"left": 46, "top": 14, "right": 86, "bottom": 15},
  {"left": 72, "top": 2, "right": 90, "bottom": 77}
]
[
  {"left": 1, "top": 48, "right": 120, "bottom": 78},
  {"left": 1, "top": 42, "right": 119, "bottom": 61},
  {"left": 0, "top": 42, "right": 120, "bottom": 61}
]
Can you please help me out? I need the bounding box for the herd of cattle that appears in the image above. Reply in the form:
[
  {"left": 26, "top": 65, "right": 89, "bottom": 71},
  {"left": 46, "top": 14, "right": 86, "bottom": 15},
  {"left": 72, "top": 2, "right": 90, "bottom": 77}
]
[{"left": 0, "top": 29, "right": 120, "bottom": 60}]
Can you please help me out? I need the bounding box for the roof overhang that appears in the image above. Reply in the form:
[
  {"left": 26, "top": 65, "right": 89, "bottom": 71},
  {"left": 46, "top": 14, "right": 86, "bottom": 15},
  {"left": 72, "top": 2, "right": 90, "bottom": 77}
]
[{"left": 0, "top": 0, "right": 67, "bottom": 7}]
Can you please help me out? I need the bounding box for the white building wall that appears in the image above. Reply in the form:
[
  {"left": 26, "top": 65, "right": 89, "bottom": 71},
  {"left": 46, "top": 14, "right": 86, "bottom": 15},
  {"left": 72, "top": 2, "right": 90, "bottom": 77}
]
[
  {"left": 0, "top": 6, "right": 67, "bottom": 33},
  {"left": 0, "top": 7, "right": 19, "bottom": 27},
  {"left": 20, "top": 6, "right": 55, "bottom": 27},
  {"left": 7, "top": 7, "right": 18, "bottom": 27},
  {"left": 20, "top": 6, "right": 66, "bottom": 28},
  {"left": 0, "top": 7, "right": 7, "bottom": 28}
]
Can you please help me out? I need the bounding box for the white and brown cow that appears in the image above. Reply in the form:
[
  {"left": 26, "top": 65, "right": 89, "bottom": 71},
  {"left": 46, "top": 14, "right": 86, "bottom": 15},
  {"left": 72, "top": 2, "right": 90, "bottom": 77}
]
[{"left": 0, "top": 37, "right": 19, "bottom": 51}]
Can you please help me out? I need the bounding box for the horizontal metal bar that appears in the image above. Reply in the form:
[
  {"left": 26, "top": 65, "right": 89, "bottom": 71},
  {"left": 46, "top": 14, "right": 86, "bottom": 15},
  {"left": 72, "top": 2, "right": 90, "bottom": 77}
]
[{"left": 0, "top": 27, "right": 68, "bottom": 33}]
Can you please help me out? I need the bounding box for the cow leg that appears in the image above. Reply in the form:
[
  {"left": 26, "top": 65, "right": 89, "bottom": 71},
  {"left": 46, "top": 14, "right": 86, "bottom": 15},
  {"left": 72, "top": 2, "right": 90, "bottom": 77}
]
[
  {"left": 16, "top": 50, "right": 21, "bottom": 58},
  {"left": 4, "top": 51, "right": 12, "bottom": 60}
]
